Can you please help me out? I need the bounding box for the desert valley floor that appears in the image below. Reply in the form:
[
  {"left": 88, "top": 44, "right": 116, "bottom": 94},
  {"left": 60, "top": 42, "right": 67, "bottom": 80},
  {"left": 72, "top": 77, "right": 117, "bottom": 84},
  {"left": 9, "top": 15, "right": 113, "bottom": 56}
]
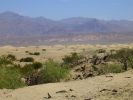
[{"left": 0, "top": 44, "right": 133, "bottom": 100}]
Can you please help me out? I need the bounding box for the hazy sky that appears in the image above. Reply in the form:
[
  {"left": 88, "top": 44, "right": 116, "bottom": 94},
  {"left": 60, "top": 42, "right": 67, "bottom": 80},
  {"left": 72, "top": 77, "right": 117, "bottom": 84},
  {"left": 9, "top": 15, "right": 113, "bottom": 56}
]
[{"left": 0, "top": 0, "right": 133, "bottom": 20}]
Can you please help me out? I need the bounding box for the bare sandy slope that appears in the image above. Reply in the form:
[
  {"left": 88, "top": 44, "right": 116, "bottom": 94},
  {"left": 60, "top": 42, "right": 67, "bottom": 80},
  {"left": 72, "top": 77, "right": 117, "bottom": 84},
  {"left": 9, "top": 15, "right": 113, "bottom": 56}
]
[
  {"left": 0, "top": 70, "right": 133, "bottom": 100},
  {"left": 0, "top": 44, "right": 133, "bottom": 100}
]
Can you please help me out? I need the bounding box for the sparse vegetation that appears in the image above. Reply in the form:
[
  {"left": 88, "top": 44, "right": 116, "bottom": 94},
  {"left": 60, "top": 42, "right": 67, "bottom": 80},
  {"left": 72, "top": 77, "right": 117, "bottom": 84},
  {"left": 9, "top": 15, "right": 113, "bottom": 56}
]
[
  {"left": 109, "top": 48, "right": 133, "bottom": 71},
  {"left": 42, "top": 49, "right": 46, "bottom": 51},
  {"left": 40, "top": 59, "right": 69, "bottom": 83},
  {"left": 62, "top": 52, "right": 82, "bottom": 67},
  {"left": 0, "top": 56, "right": 26, "bottom": 89},
  {"left": 7, "top": 54, "right": 16, "bottom": 61},
  {"left": 0, "top": 47, "right": 133, "bottom": 89},
  {"left": 98, "top": 64, "right": 123, "bottom": 74},
  {"left": 25, "top": 51, "right": 29, "bottom": 53},
  {"left": 29, "top": 52, "right": 40, "bottom": 56},
  {"left": 20, "top": 57, "right": 34, "bottom": 62},
  {"left": 0, "top": 54, "right": 69, "bottom": 88},
  {"left": 0, "top": 55, "right": 13, "bottom": 65}
]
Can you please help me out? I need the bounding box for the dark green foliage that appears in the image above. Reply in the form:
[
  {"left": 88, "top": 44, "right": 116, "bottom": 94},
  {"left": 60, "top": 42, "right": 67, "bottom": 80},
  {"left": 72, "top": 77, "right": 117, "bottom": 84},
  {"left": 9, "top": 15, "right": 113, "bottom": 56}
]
[
  {"left": 21, "top": 64, "right": 35, "bottom": 76},
  {"left": 32, "top": 62, "right": 43, "bottom": 69},
  {"left": 91, "top": 55, "right": 99, "bottom": 65},
  {"left": 92, "top": 65, "right": 98, "bottom": 71},
  {"left": 29, "top": 52, "right": 40, "bottom": 56},
  {"left": 96, "top": 49, "right": 106, "bottom": 53},
  {"left": 20, "top": 59, "right": 69, "bottom": 85},
  {"left": 0, "top": 54, "right": 69, "bottom": 88},
  {"left": 62, "top": 52, "right": 82, "bottom": 67},
  {"left": 128, "top": 55, "right": 133, "bottom": 68},
  {"left": 20, "top": 57, "right": 34, "bottom": 62},
  {"left": 42, "top": 49, "right": 46, "bottom": 51},
  {"left": 21, "top": 62, "right": 43, "bottom": 75},
  {"left": 7, "top": 54, "right": 16, "bottom": 61},
  {"left": 34, "top": 52, "right": 40, "bottom": 55},
  {"left": 25, "top": 51, "right": 29, "bottom": 53},
  {"left": 110, "top": 48, "right": 133, "bottom": 70},
  {"left": 0, "top": 55, "right": 13, "bottom": 65},
  {"left": 20, "top": 62, "right": 43, "bottom": 86}
]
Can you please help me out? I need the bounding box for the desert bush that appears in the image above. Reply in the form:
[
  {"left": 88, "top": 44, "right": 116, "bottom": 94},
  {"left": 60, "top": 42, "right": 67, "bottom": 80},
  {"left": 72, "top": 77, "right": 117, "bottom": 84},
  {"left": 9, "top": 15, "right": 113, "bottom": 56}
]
[
  {"left": 20, "top": 62, "right": 43, "bottom": 85},
  {"left": 32, "top": 62, "right": 43, "bottom": 69},
  {"left": 62, "top": 52, "right": 82, "bottom": 67},
  {"left": 98, "top": 64, "right": 123, "bottom": 74},
  {"left": 109, "top": 48, "right": 133, "bottom": 70},
  {"left": 7, "top": 54, "right": 16, "bottom": 61},
  {"left": 0, "top": 54, "right": 69, "bottom": 88},
  {"left": 0, "top": 65, "right": 25, "bottom": 89},
  {"left": 21, "top": 64, "right": 35, "bottom": 76},
  {"left": 42, "top": 49, "right": 46, "bottom": 51},
  {"left": 96, "top": 49, "right": 106, "bottom": 53},
  {"left": 21, "top": 59, "right": 69, "bottom": 85},
  {"left": 91, "top": 55, "right": 99, "bottom": 65},
  {"left": 0, "top": 55, "right": 13, "bottom": 65},
  {"left": 40, "top": 59, "right": 69, "bottom": 83},
  {"left": 128, "top": 55, "right": 133, "bottom": 68},
  {"left": 20, "top": 57, "right": 34, "bottom": 62},
  {"left": 29, "top": 52, "right": 40, "bottom": 56},
  {"left": 25, "top": 51, "right": 29, "bottom": 53}
]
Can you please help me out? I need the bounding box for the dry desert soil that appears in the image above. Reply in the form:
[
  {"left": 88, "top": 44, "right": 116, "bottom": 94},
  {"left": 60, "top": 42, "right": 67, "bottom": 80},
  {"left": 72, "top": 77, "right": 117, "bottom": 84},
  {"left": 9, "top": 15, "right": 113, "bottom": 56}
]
[{"left": 0, "top": 44, "right": 133, "bottom": 100}]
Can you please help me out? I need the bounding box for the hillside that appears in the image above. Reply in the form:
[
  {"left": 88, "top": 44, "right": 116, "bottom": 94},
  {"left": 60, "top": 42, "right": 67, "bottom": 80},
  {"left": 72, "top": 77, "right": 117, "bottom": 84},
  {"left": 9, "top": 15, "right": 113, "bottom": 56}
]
[{"left": 0, "top": 12, "right": 133, "bottom": 45}]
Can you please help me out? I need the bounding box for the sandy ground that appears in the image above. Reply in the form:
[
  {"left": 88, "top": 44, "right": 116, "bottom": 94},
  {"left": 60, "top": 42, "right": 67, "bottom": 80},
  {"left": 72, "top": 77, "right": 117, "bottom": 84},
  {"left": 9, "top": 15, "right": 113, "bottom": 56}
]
[
  {"left": 0, "top": 43, "right": 133, "bottom": 63},
  {"left": 0, "top": 44, "right": 133, "bottom": 100},
  {"left": 0, "top": 70, "right": 133, "bottom": 100}
]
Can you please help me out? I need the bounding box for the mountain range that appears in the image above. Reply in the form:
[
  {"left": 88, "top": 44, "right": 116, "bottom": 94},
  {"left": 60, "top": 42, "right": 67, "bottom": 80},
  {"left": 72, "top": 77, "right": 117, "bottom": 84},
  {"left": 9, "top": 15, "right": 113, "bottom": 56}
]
[{"left": 0, "top": 11, "right": 133, "bottom": 45}]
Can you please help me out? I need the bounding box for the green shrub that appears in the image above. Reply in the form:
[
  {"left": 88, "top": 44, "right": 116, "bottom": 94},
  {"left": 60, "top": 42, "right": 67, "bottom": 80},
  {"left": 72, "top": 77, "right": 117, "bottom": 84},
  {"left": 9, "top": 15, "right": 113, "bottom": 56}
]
[
  {"left": 0, "top": 55, "right": 13, "bottom": 65},
  {"left": 98, "top": 64, "right": 123, "bottom": 74},
  {"left": 0, "top": 65, "right": 25, "bottom": 89},
  {"left": 32, "top": 62, "right": 43, "bottom": 69},
  {"left": 128, "top": 55, "right": 133, "bottom": 68},
  {"left": 20, "top": 57, "right": 34, "bottom": 62},
  {"left": 19, "top": 62, "right": 43, "bottom": 86},
  {"left": 25, "top": 51, "right": 29, "bottom": 53},
  {"left": 21, "top": 62, "right": 43, "bottom": 76},
  {"left": 42, "top": 49, "right": 46, "bottom": 51},
  {"left": 7, "top": 54, "right": 16, "bottom": 61},
  {"left": 110, "top": 48, "right": 133, "bottom": 70},
  {"left": 21, "top": 64, "right": 35, "bottom": 76},
  {"left": 29, "top": 52, "right": 40, "bottom": 56},
  {"left": 41, "top": 59, "right": 69, "bottom": 83},
  {"left": 62, "top": 52, "right": 82, "bottom": 67}
]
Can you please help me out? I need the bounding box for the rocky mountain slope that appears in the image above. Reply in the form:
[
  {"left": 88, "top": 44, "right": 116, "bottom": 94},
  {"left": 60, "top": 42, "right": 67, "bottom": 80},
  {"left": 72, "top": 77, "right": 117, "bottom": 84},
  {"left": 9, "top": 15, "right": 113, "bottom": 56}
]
[{"left": 0, "top": 11, "right": 133, "bottom": 45}]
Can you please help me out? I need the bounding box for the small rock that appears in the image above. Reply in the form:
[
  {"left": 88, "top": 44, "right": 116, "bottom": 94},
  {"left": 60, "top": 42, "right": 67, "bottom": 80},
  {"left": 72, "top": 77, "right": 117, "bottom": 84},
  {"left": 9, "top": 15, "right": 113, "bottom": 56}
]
[
  {"left": 43, "top": 93, "right": 52, "bottom": 99},
  {"left": 100, "top": 89, "right": 111, "bottom": 92}
]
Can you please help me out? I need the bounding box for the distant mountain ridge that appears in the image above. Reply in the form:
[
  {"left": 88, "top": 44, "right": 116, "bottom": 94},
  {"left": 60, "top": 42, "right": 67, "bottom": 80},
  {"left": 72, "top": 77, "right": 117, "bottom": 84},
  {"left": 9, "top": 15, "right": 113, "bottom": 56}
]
[{"left": 0, "top": 11, "right": 133, "bottom": 45}]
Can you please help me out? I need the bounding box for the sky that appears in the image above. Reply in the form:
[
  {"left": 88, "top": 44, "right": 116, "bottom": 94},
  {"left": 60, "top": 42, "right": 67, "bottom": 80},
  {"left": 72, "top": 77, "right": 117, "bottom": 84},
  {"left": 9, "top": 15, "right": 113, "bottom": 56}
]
[{"left": 0, "top": 0, "right": 133, "bottom": 20}]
